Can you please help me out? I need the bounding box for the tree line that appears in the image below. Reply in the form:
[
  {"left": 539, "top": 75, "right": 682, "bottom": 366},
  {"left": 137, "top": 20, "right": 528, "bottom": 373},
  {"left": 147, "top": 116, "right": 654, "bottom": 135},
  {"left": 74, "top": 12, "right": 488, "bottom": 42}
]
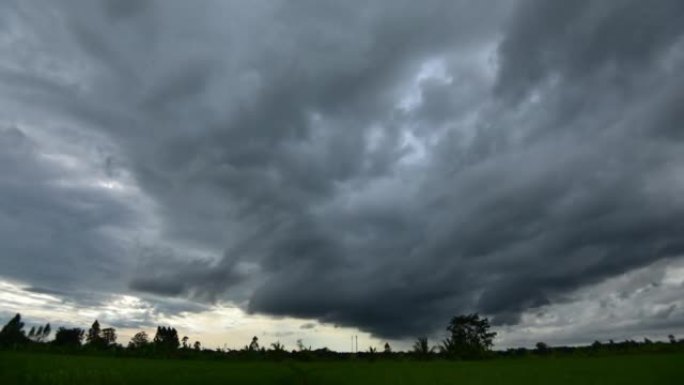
[{"left": 1, "top": 312, "right": 682, "bottom": 361}]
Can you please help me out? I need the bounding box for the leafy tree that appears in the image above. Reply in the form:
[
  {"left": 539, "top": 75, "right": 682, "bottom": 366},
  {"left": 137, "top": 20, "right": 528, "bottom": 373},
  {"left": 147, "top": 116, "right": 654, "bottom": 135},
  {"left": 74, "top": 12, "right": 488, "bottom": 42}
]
[
  {"left": 36, "top": 323, "right": 51, "bottom": 343},
  {"left": 154, "top": 326, "right": 180, "bottom": 350},
  {"left": 42, "top": 323, "right": 51, "bottom": 341},
  {"left": 53, "top": 327, "right": 84, "bottom": 347},
  {"left": 0, "top": 313, "right": 29, "bottom": 347},
  {"left": 102, "top": 328, "right": 117, "bottom": 346},
  {"left": 248, "top": 336, "right": 259, "bottom": 351},
  {"left": 383, "top": 342, "right": 392, "bottom": 354},
  {"left": 128, "top": 331, "right": 150, "bottom": 349},
  {"left": 193, "top": 341, "right": 201, "bottom": 351},
  {"left": 441, "top": 313, "right": 496, "bottom": 359},
  {"left": 412, "top": 337, "right": 434, "bottom": 356},
  {"left": 181, "top": 336, "right": 189, "bottom": 349},
  {"left": 270, "top": 341, "right": 285, "bottom": 352},
  {"left": 535, "top": 342, "right": 549, "bottom": 355},
  {"left": 27, "top": 324, "right": 51, "bottom": 343},
  {"left": 669, "top": 334, "right": 677, "bottom": 344},
  {"left": 86, "top": 320, "right": 103, "bottom": 347}
]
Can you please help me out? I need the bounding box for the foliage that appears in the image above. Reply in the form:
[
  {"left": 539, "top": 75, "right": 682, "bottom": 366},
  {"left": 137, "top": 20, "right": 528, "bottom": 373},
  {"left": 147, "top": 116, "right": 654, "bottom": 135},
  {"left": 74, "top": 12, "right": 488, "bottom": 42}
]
[
  {"left": 441, "top": 313, "right": 496, "bottom": 359},
  {"left": 102, "top": 328, "right": 117, "bottom": 346},
  {"left": 412, "top": 337, "right": 435, "bottom": 356},
  {"left": 53, "top": 327, "right": 84, "bottom": 347},
  {"left": 0, "top": 313, "right": 30, "bottom": 347},
  {"left": 248, "top": 336, "right": 259, "bottom": 352},
  {"left": 2, "top": 313, "right": 683, "bottom": 364},
  {"left": 1, "top": 351, "right": 682, "bottom": 384},
  {"left": 128, "top": 331, "right": 150, "bottom": 350},
  {"left": 154, "top": 326, "right": 180, "bottom": 350},
  {"left": 535, "top": 342, "right": 549, "bottom": 355},
  {"left": 28, "top": 323, "right": 51, "bottom": 343},
  {"left": 270, "top": 341, "right": 285, "bottom": 352}
]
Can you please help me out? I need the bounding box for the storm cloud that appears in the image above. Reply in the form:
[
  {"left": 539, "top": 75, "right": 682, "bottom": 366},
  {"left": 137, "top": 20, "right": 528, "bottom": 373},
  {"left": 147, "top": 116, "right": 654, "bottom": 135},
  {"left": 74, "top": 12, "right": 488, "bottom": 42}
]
[{"left": 1, "top": 0, "right": 684, "bottom": 342}]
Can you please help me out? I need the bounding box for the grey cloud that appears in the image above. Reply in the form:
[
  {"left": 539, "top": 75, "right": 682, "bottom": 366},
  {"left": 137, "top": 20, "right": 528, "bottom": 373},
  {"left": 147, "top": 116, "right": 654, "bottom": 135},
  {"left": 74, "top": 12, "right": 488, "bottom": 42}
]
[
  {"left": 2, "top": 0, "right": 684, "bottom": 343},
  {"left": 496, "top": 0, "right": 684, "bottom": 100},
  {"left": 300, "top": 323, "right": 316, "bottom": 330},
  {"left": 0, "top": 125, "right": 138, "bottom": 294}
]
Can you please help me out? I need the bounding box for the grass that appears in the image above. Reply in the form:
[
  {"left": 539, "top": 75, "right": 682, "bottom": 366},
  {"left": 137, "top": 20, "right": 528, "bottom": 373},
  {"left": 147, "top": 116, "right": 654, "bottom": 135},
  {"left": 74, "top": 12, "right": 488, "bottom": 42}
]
[{"left": 0, "top": 351, "right": 681, "bottom": 384}]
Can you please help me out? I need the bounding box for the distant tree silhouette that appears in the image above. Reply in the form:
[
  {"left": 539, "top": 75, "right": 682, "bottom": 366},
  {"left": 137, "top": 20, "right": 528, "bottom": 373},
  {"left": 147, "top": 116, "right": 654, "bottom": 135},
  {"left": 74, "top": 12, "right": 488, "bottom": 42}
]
[
  {"left": 39, "top": 323, "right": 51, "bottom": 342},
  {"left": 181, "top": 336, "right": 189, "bottom": 349},
  {"left": 154, "top": 326, "right": 180, "bottom": 350},
  {"left": 248, "top": 336, "right": 259, "bottom": 351},
  {"left": 296, "top": 339, "right": 311, "bottom": 352},
  {"left": 53, "top": 327, "right": 84, "bottom": 347},
  {"left": 193, "top": 341, "right": 201, "bottom": 351},
  {"left": 28, "top": 324, "right": 51, "bottom": 343},
  {"left": 669, "top": 335, "right": 676, "bottom": 344},
  {"left": 86, "top": 320, "right": 104, "bottom": 348},
  {"left": 412, "top": 337, "right": 434, "bottom": 356},
  {"left": 128, "top": 331, "right": 150, "bottom": 349},
  {"left": 102, "top": 328, "right": 117, "bottom": 346},
  {"left": 270, "top": 341, "right": 285, "bottom": 352},
  {"left": 535, "top": 342, "right": 550, "bottom": 355},
  {"left": 383, "top": 342, "right": 392, "bottom": 354},
  {"left": 441, "top": 313, "right": 496, "bottom": 359},
  {"left": 0, "top": 313, "right": 29, "bottom": 347}
]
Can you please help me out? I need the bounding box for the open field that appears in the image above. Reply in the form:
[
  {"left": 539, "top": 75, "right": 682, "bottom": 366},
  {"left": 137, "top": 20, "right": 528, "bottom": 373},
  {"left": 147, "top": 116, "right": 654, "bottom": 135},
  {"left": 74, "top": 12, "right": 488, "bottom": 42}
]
[{"left": 0, "top": 352, "right": 681, "bottom": 385}]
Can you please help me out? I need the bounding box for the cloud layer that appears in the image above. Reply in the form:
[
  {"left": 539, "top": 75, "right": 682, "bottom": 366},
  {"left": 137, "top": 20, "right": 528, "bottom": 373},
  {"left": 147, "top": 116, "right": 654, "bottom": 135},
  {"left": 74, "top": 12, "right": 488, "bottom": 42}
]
[{"left": 1, "top": 0, "right": 684, "bottom": 341}]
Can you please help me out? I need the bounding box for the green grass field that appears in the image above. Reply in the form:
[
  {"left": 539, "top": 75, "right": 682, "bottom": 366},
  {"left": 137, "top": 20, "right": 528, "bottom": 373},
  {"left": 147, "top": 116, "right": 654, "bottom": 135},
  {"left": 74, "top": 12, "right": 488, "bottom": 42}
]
[{"left": 0, "top": 352, "right": 681, "bottom": 385}]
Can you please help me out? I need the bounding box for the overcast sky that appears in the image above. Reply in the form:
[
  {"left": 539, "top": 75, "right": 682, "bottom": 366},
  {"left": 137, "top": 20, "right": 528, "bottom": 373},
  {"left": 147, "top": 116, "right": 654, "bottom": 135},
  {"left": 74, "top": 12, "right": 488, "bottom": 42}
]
[{"left": 2, "top": 0, "right": 684, "bottom": 351}]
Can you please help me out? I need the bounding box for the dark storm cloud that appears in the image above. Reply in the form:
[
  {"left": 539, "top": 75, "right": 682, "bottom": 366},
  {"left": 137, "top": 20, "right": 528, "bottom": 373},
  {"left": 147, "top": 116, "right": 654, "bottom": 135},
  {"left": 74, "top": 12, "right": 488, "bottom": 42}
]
[
  {"left": 2, "top": 0, "right": 684, "bottom": 341},
  {"left": 0, "top": 125, "right": 137, "bottom": 294}
]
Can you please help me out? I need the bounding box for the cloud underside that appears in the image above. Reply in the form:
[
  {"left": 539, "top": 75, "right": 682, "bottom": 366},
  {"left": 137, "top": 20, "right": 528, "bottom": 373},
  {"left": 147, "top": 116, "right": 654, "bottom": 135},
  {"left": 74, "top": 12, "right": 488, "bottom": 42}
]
[{"left": 1, "top": 0, "right": 684, "bottom": 340}]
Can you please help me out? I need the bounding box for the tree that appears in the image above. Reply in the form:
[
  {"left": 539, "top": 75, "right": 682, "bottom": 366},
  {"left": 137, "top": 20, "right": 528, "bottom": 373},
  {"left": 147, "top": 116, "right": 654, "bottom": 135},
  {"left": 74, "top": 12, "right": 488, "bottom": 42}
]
[
  {"left": 383, "top": 342, "right": 392, "bottom": 354},
  {"left": 128, "top": 331, "right": 150, "bottom": 349},
  {"left": 154, "top": 326, "right": 180, "bottom": 350},
  {"left": 535, "top": 342, "right": 549, "bottom": 355},
  {"left": 248, "top": 336, "right": 259, "bottom": 351},
  {"left": 0, "top": 313, "right": 29, "bottom": 347},
  {"left": 669, "top": 334, "right": 677, "bottom": 344},
  {"left": 270, "top": 341, "right": 285, "bottom": 352},
  {"left": 182, "top": 336, "right": 189, "bottom": 349},
  {"left": 441, "top": 313, "right": 497, "bottom": 359},
  {"left": 193, "top": 341, "right": 201, "bottom": 351},
  {"left": 412, "top": 337, "right": 434, "bottom": 356},
  {"left": 86, "top": 320, "right": 103, "bottom": 347},
  {"left": 53, "top": 327, "right": 84, "bottom": 347},
  {"left": 40, "top": 323, "right": 51, "bottom": 343},
  {"left": 102, "top": 328, "right": 117, "bottom": 346}
]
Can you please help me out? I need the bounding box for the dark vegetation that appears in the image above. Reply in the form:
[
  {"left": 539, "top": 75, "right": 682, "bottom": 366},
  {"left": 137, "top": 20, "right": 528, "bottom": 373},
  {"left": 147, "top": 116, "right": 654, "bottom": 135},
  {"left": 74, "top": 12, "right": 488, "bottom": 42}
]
[
  {"left": 1, "top": 312, "right": 683, "bottom": 362},
  {"left": 2, "top": 313, "right": 682, "bottom": 385},
  {"left": 1, "top": 351, "right": 682, "bottom": 385}
]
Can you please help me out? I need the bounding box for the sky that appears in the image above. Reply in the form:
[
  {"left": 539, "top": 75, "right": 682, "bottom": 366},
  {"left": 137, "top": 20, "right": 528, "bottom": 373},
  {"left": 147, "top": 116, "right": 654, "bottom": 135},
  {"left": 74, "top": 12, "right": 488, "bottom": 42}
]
[{"left": 1, "top": 0, "right": 684, "bottom": 352}]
